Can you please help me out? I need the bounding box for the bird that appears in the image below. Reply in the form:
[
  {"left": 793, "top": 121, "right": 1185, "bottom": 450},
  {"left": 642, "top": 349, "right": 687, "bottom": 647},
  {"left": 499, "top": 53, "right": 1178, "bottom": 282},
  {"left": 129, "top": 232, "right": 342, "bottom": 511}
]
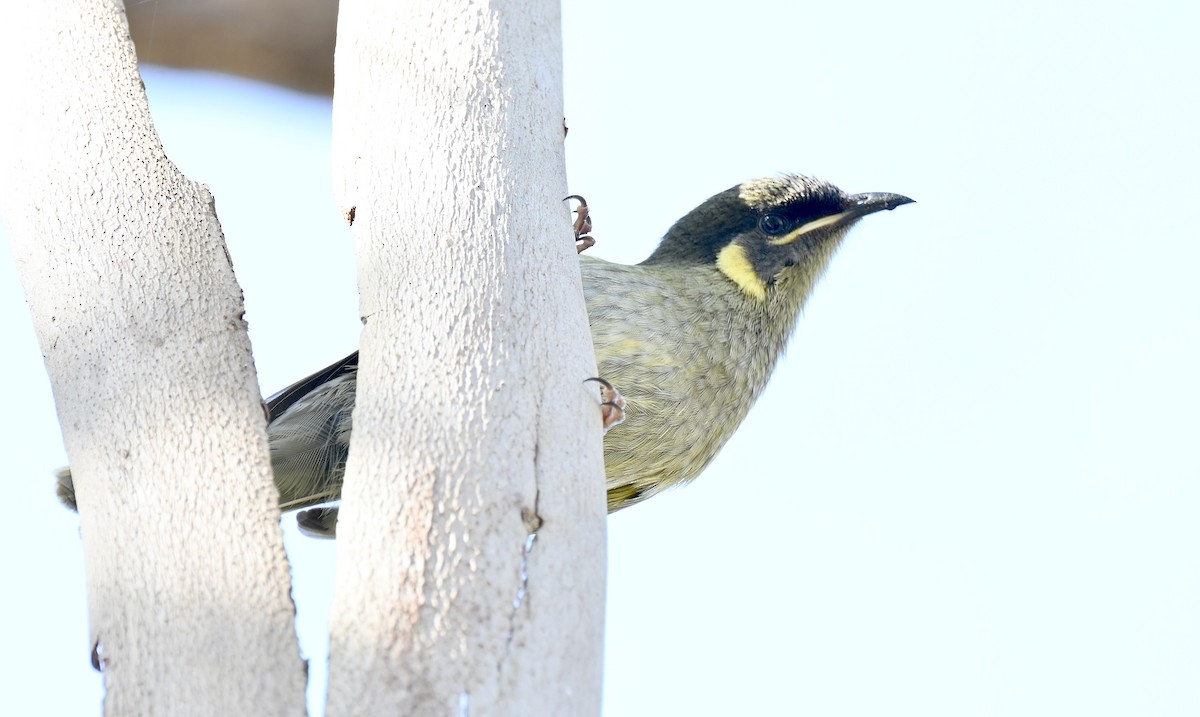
[
  {"left": 56, "top": 174, "right": 912, "bottom": 537},
  {"left": 262, "top": 174, "right": 912, "bottom": 536}
]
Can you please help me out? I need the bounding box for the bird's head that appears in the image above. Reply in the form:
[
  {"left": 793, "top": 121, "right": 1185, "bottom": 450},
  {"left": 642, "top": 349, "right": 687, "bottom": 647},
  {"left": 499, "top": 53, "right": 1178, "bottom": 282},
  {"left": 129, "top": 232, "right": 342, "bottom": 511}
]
[{"left": 643, "top": 174, "right": 913, "bottom": 301}]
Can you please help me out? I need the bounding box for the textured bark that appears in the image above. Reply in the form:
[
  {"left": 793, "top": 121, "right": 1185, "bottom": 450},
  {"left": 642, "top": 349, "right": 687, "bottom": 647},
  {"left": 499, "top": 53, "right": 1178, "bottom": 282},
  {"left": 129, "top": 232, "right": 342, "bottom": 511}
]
[
  {"left": 0, "top": 2, "right": 307, "bottom": 715},
  {"left": 327, "top": 0, "right": 606, "bottom": 715},
  {"left": 126, "top": 0, "right": 338, "bottom": 95}
]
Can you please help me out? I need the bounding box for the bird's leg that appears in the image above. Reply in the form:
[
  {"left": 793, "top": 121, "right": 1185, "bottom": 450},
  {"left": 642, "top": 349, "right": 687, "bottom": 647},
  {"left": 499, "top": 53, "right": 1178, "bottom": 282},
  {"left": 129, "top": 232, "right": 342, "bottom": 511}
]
[
  {"left": 585, "top": 377, "right": 626, "bottom": 432},
  {"left": 565, "top": 194, "right": 595, "bottom": 253}
]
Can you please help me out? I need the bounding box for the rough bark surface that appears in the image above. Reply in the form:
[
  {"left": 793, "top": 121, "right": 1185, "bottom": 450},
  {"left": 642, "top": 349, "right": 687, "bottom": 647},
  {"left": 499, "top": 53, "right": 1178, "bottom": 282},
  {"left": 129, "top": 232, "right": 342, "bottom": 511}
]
[
  {"left": 0, "top": 2, "right": 307, "bottom": 715},
  {"left": 327, "top": 0, "right": 607, "bottom": 715}
]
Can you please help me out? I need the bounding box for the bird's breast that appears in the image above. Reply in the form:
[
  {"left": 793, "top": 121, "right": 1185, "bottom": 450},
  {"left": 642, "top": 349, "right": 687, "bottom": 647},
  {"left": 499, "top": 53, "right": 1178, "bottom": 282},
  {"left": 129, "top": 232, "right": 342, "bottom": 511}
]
[{"left": 580, "top": 259, "right": 787, "bottom": 507}]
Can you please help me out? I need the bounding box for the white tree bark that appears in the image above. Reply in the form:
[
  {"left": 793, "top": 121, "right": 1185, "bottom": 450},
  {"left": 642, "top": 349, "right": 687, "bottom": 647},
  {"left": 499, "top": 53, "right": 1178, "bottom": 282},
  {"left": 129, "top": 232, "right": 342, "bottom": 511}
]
[
  {"left": 328, "top": 0, "right": 606, "bottom": 714},
  {"left": 0, "top": 2, "right": 307, "bottom": 715}
]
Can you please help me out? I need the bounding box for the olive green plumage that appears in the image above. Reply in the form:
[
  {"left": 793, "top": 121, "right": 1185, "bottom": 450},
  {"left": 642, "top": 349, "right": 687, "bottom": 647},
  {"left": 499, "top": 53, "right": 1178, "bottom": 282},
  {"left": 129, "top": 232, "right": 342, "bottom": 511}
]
[
  {"left": 585, "top": 256, "right": 823, "bottom": 510},
  {"left": 55, "top": 174, "right": 912, "bottom": 535},
  {"left": 586, "top": 176, "right": 911, "bottom": 509}
]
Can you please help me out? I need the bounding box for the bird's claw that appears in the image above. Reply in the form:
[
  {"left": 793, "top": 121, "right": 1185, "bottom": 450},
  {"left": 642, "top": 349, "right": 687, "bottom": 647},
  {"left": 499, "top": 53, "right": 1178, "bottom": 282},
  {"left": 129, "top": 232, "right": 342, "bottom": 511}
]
[
  {"left": 585, "top": 377, "right": 625, "bottom": 432},
  {"left": 91, "top": 639, "right": 105, "bottom": 672},
  {"left": 565, "top": 195, "right": 595, "bottom": 253}
]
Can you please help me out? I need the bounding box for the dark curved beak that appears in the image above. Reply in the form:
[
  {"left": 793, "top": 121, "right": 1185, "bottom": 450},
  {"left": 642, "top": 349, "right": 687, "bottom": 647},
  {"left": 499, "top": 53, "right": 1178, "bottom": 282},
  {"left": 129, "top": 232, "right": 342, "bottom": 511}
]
[{"left": 844, "top": 192, "right": 915, "bottom": 218}]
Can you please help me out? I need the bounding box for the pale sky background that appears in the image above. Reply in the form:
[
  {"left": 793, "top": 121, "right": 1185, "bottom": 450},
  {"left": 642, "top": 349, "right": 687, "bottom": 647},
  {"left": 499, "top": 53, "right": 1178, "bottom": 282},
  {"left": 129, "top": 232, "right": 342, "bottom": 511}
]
[{"left": 3, "top": 1, "right": 1198, "bottom": 714}]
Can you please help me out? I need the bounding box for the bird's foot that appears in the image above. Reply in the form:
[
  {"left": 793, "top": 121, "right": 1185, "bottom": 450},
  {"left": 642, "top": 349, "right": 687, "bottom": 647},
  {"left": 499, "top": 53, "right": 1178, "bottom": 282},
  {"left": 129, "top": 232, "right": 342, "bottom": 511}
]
[
  {"left": 586, "top": 377, "right": 626, "bottom": 432},
  {"left": 566, "top": 195, "right": 595, "bottom": 253}
]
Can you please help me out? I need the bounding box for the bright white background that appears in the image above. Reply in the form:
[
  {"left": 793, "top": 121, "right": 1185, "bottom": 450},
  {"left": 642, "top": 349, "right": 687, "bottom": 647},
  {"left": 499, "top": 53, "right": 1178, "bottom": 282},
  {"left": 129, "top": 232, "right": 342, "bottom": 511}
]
[{"left": 2, "top": 1, "right": 1198, "bottom": 714}]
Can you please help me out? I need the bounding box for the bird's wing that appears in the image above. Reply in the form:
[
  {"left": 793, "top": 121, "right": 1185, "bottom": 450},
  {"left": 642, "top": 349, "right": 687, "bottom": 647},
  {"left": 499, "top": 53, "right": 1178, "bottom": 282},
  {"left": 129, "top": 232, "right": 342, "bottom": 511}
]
[{"left": 266, "top": 351, "right": 360, "bottom": 421}]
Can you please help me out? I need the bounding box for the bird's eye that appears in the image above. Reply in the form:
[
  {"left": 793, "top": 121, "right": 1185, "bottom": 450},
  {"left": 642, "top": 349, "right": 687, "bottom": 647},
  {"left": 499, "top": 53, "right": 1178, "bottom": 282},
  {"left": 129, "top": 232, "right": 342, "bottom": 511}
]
[{"left": 759, "top": 213, "right": 789, "bottom": 235}]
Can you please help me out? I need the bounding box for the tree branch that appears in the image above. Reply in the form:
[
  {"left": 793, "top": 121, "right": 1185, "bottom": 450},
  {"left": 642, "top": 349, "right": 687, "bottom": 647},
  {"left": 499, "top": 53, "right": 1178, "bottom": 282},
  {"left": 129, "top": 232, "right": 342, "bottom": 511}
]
[
  {"left": 0, "top": 2, "right": 307, "bottom": 713},
  {"left": 127, "top": 0, "right": 338, "bottom": 95},
  {"left": 326, "top": 0, "right": 606, "bottom": 713}
]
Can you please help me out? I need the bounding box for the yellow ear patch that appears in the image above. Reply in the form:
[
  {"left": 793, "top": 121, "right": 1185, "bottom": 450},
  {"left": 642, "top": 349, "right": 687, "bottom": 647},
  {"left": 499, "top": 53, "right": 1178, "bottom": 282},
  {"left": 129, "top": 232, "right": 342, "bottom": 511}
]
[{"left": 716, "top": 243, "right": 767, "bottom": 300}]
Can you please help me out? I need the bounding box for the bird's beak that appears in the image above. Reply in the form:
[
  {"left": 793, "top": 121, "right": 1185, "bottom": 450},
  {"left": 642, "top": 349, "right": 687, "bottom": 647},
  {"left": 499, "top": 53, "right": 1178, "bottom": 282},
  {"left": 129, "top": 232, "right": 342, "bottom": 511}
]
[
  {"left": 843, "top": 192, "right": 915, "bottom": 218},
  {"left": 768, "top": 192, "right": 914, "bottom": 247}
]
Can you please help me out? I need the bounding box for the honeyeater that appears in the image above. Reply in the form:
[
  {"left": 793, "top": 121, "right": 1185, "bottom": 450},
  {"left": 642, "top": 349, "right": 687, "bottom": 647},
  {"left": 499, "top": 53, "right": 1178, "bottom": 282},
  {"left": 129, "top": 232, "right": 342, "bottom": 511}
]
[{"left": 57, "top": 174, "right": 912, "bottom": 537}]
